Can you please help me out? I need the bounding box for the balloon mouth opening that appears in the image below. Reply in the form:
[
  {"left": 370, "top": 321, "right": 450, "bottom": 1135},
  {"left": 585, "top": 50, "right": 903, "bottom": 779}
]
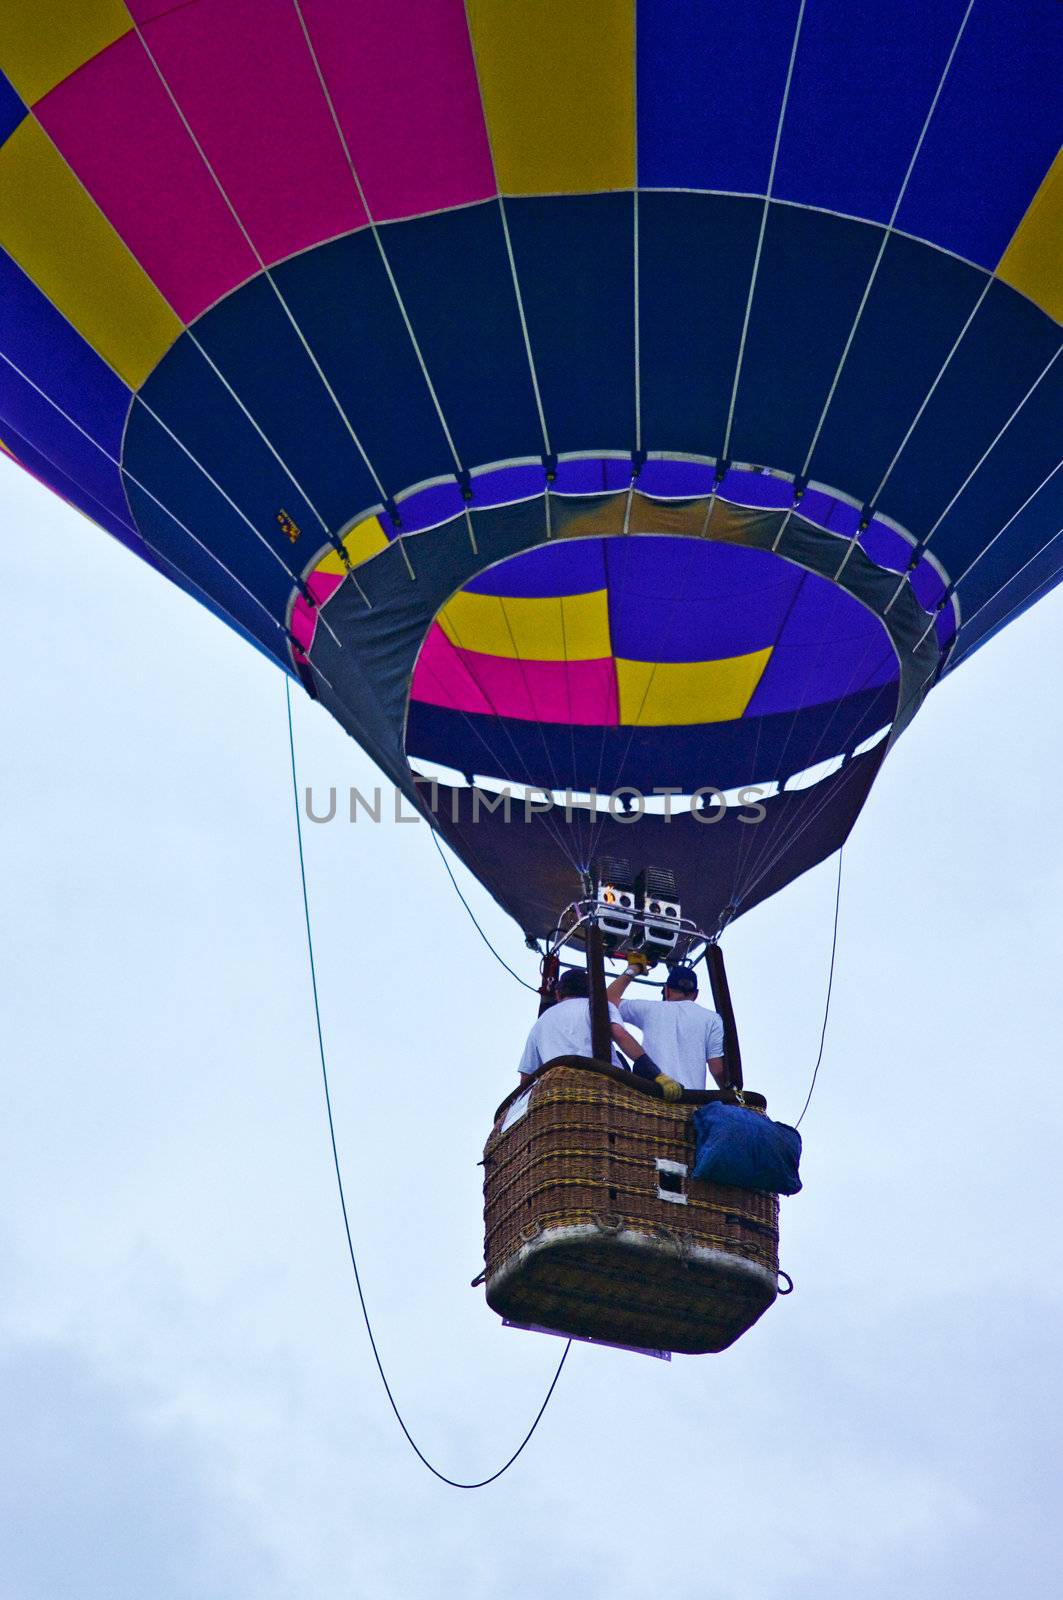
[{"left": 389, "top": 455, "right": 952, "bottom": 810}]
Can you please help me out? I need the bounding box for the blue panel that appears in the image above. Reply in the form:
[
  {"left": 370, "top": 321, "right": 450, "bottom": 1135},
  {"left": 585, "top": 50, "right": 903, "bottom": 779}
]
[
  {"left": 0, "top": 71, "right": 25, "bottom": 146},
  {"left": 122, "top": 402, "right": 296, "bottom": 622},
  {"left": 0, "top": 418, "right": 145, "bottom": 557},
  {"left": 0, "top": 360, "right": 132, "bottom": 527},
  {"left": 125, "top": 480, "right": 289, "bottom": 667},
  {"left": 896, "top": 0, "right": 1063, "bottom": 268},
  {"left": 928, "top": 357, "right": 1063, "bottom": 600},
  {"left": 964, "top": 558, "right": 1063, "bottom": 658},
  {"left": 188, "top": 249, "right": 408, "bottom": 528},
  {"left": 0, "top": 250, "right": 130, "bottom": 457},
  {"left": 950, "top": 524, "right": 1063, "bottom": 669},
  {"left": 134, "top": 334, "right": 328, "bottom": 573},
  {"left": 160, "top": 559, "right": 288, "bottom": 671},
  {"left": 728, "top": 203, "right": 880, "bottom": 478},
  {"left": 639, "top": 191, "right": 760, "bottom": 457},
  {"left": 504, "top": 195, "right": 636, "bottom": 456},
  {"left": 381, "top": 203, "right": 546, "bottom": 472},
  {"left": 877, "top": 281, "right": 1060, "bottom": 539},
  {"left": 637, "top": 0, "right": 800, "bottom": 193},
  {"left": 268, "top": 231, "right": 454, "bottom": 505},
  {"left": 773, "top": 0, "right": 970, "bottom": 224},
  {"left": 405, "top": 685, "right": 895, "bottom": 793},
  {"left": 805, "top": 230, "right": 987, "bottom": 506},
  {"left": 955, "top": 485, "right": 1063, "bottom": 627}
]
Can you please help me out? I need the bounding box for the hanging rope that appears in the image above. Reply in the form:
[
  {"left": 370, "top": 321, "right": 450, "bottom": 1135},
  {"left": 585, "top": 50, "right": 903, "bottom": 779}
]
[
  {"left": 429, "top": 829, "right": 541, "bottom": 994},
  {"left": 285, "top": 678, "right": 570, "bottom": 1486},
  {"left": 794, "top": 847, "right": 844, "bottom": 1130}
]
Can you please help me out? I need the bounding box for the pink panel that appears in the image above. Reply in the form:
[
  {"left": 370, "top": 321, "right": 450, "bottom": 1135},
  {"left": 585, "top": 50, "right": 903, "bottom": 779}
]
[
  {"left": 127, "top": 0, "right": 188, "bottom": 16},
  {"left": 131, "top": 0, "right": 367, "bottom": 270},
  {"left": 307, "top": 570, "right": 343, "bottom": 605},
  {"left": 297, "top": 0, "right": 496, "bottom": 221},
  {"left": 35, "top": 30, "right": 257, "bottom": 322},
  {"left": 290, "top": 596, "right": 317, "bottom": 652},
  {"left": 412, "top": 625, "right": 493, "bottom": 717},
  {"left": 413, "top": 630, "right": 618, "bottom": 726}
]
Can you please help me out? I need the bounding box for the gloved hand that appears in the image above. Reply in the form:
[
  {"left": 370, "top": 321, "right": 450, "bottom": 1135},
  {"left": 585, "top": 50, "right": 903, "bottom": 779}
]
[
  {"left": 655, "top": 1074, "right": 683, "bottom": 1102},
  {"left": 622, "top": 950, "right": 651, "bottom": 976}
]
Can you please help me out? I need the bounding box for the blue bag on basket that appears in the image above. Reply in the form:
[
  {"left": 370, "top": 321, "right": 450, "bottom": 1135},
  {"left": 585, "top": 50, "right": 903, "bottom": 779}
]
[{"left": 691, "top": 1103, "right": 802, "bottom": 1195}]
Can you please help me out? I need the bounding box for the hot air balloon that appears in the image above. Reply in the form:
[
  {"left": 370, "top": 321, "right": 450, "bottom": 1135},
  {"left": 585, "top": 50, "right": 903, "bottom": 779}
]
[{"left": 2, "top": 0, "right": 1060, "bottom": 1353}]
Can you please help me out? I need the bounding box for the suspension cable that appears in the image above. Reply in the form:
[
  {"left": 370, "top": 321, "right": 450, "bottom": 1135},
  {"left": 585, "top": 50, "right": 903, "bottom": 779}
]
[
  {"left": 285, "top": 678, "right": 570, "bottom": 1486},
  {"left": 429, "top": 830, "right": 540, "bottom": 994},
  {"left": 794, "top": 848, "right": 844, "bottom": 1130}
]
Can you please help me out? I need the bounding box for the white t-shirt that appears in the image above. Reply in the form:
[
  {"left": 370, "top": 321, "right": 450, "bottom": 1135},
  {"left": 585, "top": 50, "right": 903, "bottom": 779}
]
[
  {"left": 618, "top": 997, "right": 725, "bottom": 1091},
  {"left": 517, "top": 998, "right": 623, "bottom": 1078}
]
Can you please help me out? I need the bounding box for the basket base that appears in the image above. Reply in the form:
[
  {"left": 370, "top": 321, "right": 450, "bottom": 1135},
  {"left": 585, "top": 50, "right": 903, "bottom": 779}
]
[{"left": 485, "top": 1223, "right": 777, "bottom": 1355}]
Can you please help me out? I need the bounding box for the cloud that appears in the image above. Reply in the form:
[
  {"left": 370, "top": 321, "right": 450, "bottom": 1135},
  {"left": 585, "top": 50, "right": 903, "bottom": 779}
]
[{"left": 0, "top": 1339, "right": 280, "bottom": 1600}]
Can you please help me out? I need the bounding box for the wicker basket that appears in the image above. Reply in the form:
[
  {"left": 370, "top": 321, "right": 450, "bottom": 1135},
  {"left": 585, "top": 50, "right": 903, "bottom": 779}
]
[{"left": 481, "top": 1060, "right": 781, "bottom": 1355}]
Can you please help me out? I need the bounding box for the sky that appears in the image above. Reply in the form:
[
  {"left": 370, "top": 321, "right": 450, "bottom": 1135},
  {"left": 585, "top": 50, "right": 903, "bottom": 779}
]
[{"left": 2, "top": 453, "right": 1062, "bottom": 1599}]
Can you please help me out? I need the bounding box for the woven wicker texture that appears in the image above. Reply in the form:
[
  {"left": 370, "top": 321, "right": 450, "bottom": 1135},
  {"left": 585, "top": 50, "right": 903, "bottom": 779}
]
[{"left": 482, "top": 1062, "right": 780, "bottom": 1354}]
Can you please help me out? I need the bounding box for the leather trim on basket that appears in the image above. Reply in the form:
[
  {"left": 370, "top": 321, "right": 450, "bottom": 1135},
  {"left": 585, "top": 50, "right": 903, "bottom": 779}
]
[{"left": 493, "top": 1056, "right": 767, "bottom": 1123}]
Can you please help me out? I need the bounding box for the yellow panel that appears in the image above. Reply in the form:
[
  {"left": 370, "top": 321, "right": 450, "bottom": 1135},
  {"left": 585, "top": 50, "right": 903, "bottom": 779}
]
[
  {"left": 0, "top": 0, "right": 132, "bottom": 106},
  {"left": 997, "top": 150, "right": 1063, "bottom": 325},
  {"left": 0, "top": 117, "right": 181, "bottom": 386},
  {"left": 315, "top": 516, "right": 390, "bottom": 575},
  {"left": 616, "top": 650, "right": 772, "bottom": 726},
  {"left": 437, "top": 587, "right": 611, "bottom": 660},
  {"left": 466, "top": 0, "right": 635, "bottom": 195}
]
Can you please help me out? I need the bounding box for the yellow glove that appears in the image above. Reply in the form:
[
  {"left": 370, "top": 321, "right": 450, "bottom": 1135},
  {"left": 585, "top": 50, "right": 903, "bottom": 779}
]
[
  {"left": 623, "top": 950, "right": 651, "bottom": 975},
  {"left": 655, "top": 1074, "right": 683, "bottom": 1102}
]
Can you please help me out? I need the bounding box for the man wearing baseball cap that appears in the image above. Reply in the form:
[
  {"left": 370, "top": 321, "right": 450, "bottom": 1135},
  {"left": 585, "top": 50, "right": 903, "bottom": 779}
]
[
  {"left": 607, "top": 959, "right": 726, "bottom": 1093},
  {"left": 517, "top": 966, "right": 679, "bottom": 1095}
]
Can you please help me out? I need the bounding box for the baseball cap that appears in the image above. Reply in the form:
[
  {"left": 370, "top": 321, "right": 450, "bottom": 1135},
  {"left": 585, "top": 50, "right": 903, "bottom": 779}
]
[
  {"left": 664, "top": 963, "right": 698, "bottom": 994},
  {"left": 557, "top": 968, "right": 590, "bottom": 998}
]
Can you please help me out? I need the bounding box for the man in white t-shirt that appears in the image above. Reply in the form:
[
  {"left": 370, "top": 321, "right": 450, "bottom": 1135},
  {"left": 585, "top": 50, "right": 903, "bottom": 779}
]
[
  {"left": 517, "top": 968, "right": 680, "bottom": 1095},
  {"left": 606, "top": 960, "right": 727, "bottom": 1094}
]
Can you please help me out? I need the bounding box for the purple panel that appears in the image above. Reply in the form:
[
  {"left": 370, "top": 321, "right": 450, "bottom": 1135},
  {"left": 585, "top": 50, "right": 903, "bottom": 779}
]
[
  {"left": 909, "top": 561, "right": 947, "bottom": 611},
  {"left": 936, "top": 606, "right": 958, "bottom": 648},
  {"left": 772, "top": 0, "right": 971, "bottom": 225},
  {"left": 638, "top": 459, "right": 716, "bottom": 498},
  {"left": 1, "top": 420, "right": 148, "bottom": 560},
  {"left": 465, "top": 538, "right": 607, "bottom": 598},
  {"left": 859, "top": 521, "right": 912, "bottom": 573},
  {"left": 553, "top": 457, "right": 632, "bottom": 494},
  {"left": 800, "top": 489, "right": 862, "bottom": 538},
  {"left": 894, "top": 0, "right": 1063, "bottom": 270},
  {"left": 607, "top": 538, "right": 803, "bottom": 661},
  {"left": 636, "top": 0, "right": 801, "bottom": 194},
  {"left": 0, "top": 362, "right": 131, "bottom": 528},
  {"left": 0, "top": 250, "right": 131, "bottom": 458},
  {"left": 775, "top": 573, "right": 883, "bottom": 646},
  {"left": 471, "top": 463, "right": 547, "bottom": 506},
  {"left": 389, "top": 480, "right": 464, "bottom": 535},
  {"left": 718, "top": 468, "right": 793, "bottom": 509},
  {"left": 746, "top": 578, "right": 897, "bottom": 716}
]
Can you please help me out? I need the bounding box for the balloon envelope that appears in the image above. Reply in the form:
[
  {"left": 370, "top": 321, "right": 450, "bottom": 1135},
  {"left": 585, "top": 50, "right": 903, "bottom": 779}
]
[{"left": 1, "top": 0, "right": 1060, "bottom": 935}]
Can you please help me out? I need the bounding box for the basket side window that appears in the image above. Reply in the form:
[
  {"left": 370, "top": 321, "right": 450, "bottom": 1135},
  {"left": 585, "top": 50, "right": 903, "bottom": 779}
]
[{"left": 656, "top": 1158, "right": 688, "bottom": 1204}]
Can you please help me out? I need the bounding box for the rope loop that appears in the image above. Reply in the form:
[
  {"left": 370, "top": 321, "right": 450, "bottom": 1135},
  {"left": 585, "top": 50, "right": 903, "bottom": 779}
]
[
  {"left": 593, "top": 1210, "right": 624, "bottom": 1234},
  {"left": 285, "top": 678, "right": 569, "bottom": 1489}
]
